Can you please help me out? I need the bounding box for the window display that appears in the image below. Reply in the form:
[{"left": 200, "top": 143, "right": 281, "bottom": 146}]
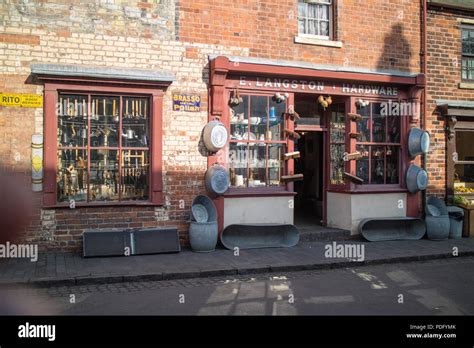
[
  {"left": 57, "top": 93, "right": 150, "bottom": 203},
  {"left": 229, "top": 94, "right": 286, "bottom": 188},
  {"left": 329, "top": 103, "right": 345, "bottom": 185},
  {"left": 355, "top": 102, "right": 401, "bottom": 185},
  {"left": 454, "top": 130, "right": 474, "bottom": 198}
]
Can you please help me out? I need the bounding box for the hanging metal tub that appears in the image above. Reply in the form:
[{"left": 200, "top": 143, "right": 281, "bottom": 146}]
[
  {"left": 202, "top": 120, "right": 228, "bottom": 153},
  {"left": 359, "top": 217, "right": 426, "bottom": 242},
  {"left": 220, "top": 224, "right": 300, "bottom": 250},
  {"left": 205, "top": 165, "right": 229, "bottom": 196}
]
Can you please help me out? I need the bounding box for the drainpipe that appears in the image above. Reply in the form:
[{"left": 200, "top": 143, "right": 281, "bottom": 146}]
[{"left": 421, "top": 0, "right": 428, "bottom": 210}]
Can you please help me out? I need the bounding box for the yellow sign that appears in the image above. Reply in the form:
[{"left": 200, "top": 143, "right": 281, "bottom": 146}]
[{"left": 0, "top": 93, "right": 43, "bottom": 108}]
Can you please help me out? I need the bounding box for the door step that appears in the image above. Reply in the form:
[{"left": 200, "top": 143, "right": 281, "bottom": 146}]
[{"left": 298, "top": 226, "right": 352, "bottom": 242}]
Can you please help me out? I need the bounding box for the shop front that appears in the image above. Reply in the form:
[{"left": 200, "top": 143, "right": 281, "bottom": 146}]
[
  {"left": 209, "top": 56, "right": 426, "bottom": 235},
  {"left": 438, "top": 100, "right": 474, "bottom": 237}
]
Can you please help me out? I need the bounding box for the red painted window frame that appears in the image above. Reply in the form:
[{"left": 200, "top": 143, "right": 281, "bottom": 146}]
[
  {"left": 42, "top": 82, "right": 165, "bottom": 207},
  {"left": 343, "top": 96, "right": 408, "bottom": 194},
  {"left": 221, "top": 89, "right": 295, "bottom": 196}
]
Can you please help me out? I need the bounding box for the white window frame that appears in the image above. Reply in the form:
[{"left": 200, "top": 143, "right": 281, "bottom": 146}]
[{"left": 298, "top": 0, "right": 333, "bottom": 40}]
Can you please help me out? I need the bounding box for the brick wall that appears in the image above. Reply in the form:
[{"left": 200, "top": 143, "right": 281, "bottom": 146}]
[
  {"left": 178, "top": 0, "right": 422, "bottom": 73},
  {"left": 0, "top": 0, "right": 424, "bottom": 250},
  {"left": 0, "top": 0, "right": 247, "bottom": 250},
  {"left": 426, "top": 7, "right": 474, "bottom": 198}
]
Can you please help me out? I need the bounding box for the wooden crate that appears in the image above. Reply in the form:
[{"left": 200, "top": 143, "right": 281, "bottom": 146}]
[{"left": 460, "top": 204, "right": 474, "bottom": 238}]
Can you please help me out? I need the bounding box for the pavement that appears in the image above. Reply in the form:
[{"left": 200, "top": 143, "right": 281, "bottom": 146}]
[{"left": 1, "top": 237, "right": 473, "bottom": 287}]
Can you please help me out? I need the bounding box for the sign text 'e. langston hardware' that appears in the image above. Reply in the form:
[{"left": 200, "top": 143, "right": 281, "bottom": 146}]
[
  {"left": 173, "top": 94, "right": 201, "bottom": 112},
  {"left": 237, "top": 76, "right": 399, "bottom": 96}
]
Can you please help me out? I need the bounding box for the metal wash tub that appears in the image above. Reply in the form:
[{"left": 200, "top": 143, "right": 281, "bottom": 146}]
[
  {"left": 358, "top": 217, "right": 426, "bottom": 242},
  {"left": 220, "top": 224, "right": 300, "bottom": 250}
]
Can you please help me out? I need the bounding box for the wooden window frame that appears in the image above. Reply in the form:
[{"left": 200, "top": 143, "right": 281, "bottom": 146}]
[
  {"left": 223, "top": 90, "right": 294, "bottom": 196},
  {"left": 461, "top": 25, "right": 474, "bottom": 82},
  {"left": 355, "top": 101, "right": 402, "bottom": 186},
  {"left": 42, "top": 82, "right": 165, "bottom": 208},
  {"left": 342, "top": 97, "right": 407, "bottom": 193}
]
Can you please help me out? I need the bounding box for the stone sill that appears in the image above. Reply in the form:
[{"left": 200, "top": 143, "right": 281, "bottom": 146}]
[
  {"left": 457, "top": 18, "right": 474, "bottom": 25},
  {"left": 459, "top": 82, "right": 474, "bottom": 89},
  {"left": 294, "top": 35, "right": 343, "bottom": 48}
]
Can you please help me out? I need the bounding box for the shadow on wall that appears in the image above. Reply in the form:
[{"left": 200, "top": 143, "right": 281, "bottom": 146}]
[
  {"left": 377, "top": 23, "right": 413, "bottom": 73},
  {"left": 0, "top": 166, "right": 33, "bottom": 244}
]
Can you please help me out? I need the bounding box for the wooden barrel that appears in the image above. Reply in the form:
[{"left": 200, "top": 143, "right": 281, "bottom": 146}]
[
  {"left": 202, "top": 120, "right": 228, "bottom": 152},
  {"left": 205, "top": 165, "right": 229, "bottom": 196}
]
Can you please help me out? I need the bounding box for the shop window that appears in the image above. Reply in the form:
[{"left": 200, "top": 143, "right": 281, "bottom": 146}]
[
  {"left": 298, "top": 0, "right": 333, "bottom": 39},
  {"left": 454, "top": 130, "right": 474, "bottom": 183},
  {"left": 329, "top": 103, "right": 345, "bottom": 185},
  {"left": 462, "top": 26, "right": 474, "bottom": 81},
  {"left": 229, "top": 95, "right": 286, "bottom": 188},
  {"left": 355, "top": 102, "right": 401, "bottom": 185},
  {"left": 57, "top": 94, "right": 151, "bottom": 203}
]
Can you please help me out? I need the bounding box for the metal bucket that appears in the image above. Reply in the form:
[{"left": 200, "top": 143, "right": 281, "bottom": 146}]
[
  {"left": 189, "top": 220, "right": 218, "bottom": 252},
  {"left": 205, "top": 165, "right": 229, "bottom": 196},
  {"left": 447, "top": 206, "right": 464, "bottom": 239},
  {"left": 191, "top": 195, "right": 217, "bottom": 222},
  {"left": 202, "top": 120, "right": 228, "bottom": 153}
]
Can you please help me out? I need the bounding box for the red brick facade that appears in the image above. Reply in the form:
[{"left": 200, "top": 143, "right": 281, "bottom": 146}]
[
  {"left": 426, "top": 5, "right": 474, "bottom": 198},
  {"left": 179, "top": 0, "right": 422, "bottom": 73},
  {"left": 0, "top": 0, "right": 429, "bottom": 250}
]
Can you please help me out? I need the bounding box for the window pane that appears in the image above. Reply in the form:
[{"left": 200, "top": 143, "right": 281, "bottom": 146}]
[
  {"left": 330, "top": 144, "right": 345, "bottom": 185},
  {"left": 58, "top": 94, "right": 88, "bottom": 148},
  {"left": 122, "top": 97, "right": 150, "bottom": 148},
  {"left": 308, "top": 3, "right": 318, "bottom": 19},
  {"left": 387, "top": 114, "right": 401, "bottom": 143},
  {"left": 330, "top": 106, "right": 345, "bottom": 143},
  {"left": 89, "top": 150, "right": 119, "bottom": 201},
  {"left": 455, "top": 164, "right": 474, "bottom": 183},
  {"left": 372, "top": 103, "right": 386, "bottom": 142},
  {"left": 386, "top": 146, "right": 399, "bottom": 184},
  {"left": 371, "top": 146, "right": 385, "bottom": 184},
  {"left": 307, "top": 19, "right": 317, "bottom": 35},
  {"left": 456, "top": 131, "right": 474, "bottom": 161},
  {"left": 330, "top": 104, "right": 345, "bottom": 185},
  {"left": 249, "top": 142, "right": 266, "bottom": 187},
  {"left": 269, "top": 97, "right": 285, "bottom": 141},
  {"left": 298, "top": 1, "right": 307, "bottom": 18},
  {"left": 57, "top": 149, "right": 88, "bottom": 203},
  {"left": 90, "top": 96, "right": 119, "bottom": 148},
  {"left": 462, "top": 29, "right": 474, "bottom": 55},
  {"left": 229, "top": 142, "right": 248, "bottom": 187},
  {"left": 356, "top": 145, "right": 370, "bottom": 183},
  {"left": 121, "top": 150, "right": 149, "bottom": 201},
  {"left": 356, "top": 104, "right": 371, "bottom": 142},
  {"left": 230, "top": 95, "right": 249, "bottom": 141},
  {"left": 298, "top": 18, "right": 305, "bottom": 34},
  {"left": 268, "top": 144, "right": 284, "bottom": 186},
  {"left": 249, "top": 95, "right": 268, "bottom": 142},
  {"left": 320, "top": 20, "right": 329, "bottom": 37}
]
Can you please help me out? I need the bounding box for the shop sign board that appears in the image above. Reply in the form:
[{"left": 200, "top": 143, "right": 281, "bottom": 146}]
[
  {"left": 0, "top": 93, "right": 43, "bottom": 108},
  {"left": 236, "top": 76, "right": 400, "bottom": 96},
  {"left": 173, "top": 94, "right": 201, "bottom": 112}
]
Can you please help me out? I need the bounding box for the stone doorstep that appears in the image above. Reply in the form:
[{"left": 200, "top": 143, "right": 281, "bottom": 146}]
[{"left": 0, "top": 250, "right": 472, "bottom": 289}]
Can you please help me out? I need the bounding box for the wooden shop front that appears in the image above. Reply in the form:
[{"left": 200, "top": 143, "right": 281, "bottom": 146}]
[{"left": 209, "top": 55, "right": 426, "bottom": 235}]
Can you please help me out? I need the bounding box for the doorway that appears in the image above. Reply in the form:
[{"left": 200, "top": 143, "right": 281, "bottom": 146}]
[{"left": 294, "top": 131, "right": 324, "bottom": 227}]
